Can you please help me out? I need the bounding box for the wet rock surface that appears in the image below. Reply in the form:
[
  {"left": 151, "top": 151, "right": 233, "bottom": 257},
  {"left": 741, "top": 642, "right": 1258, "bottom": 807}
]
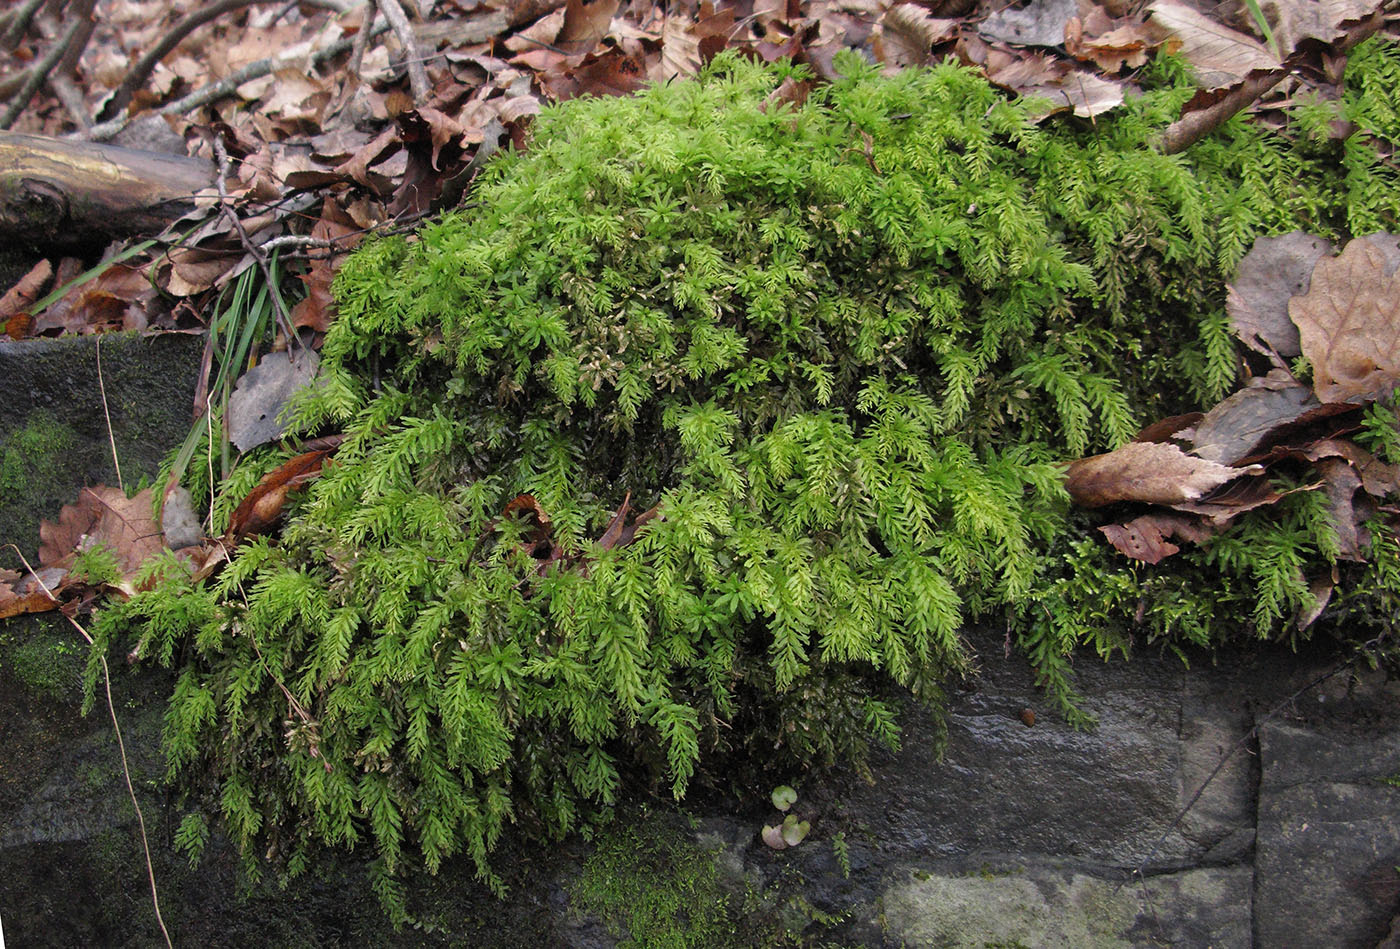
[{"left": 3, "top": 335, "right": 1399, "bottom": 948}]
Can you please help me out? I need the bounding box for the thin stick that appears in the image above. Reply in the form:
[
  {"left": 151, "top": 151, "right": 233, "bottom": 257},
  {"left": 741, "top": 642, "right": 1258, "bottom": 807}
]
[
  {"left": 210, "top": 136, "right": 301, "bottom": 348},
  {"left": 95, "top": 336, "right": 125, "bottom": 493},
  {"left": 4, "top": 545, "right": 173, "bottom": 949},
  {"left": 0, "top": 0, "right": 96, "bottom": 130},
  {"left": 0, "top": 0, "right": 45, "bottom": 51},
  {"left": 376, "top": 0, "right": 430, "bottom": 102},
  {"left": 326, "top": 3, "right": 377, "bottom": 118},
  {"left": 84, "top": 21, "right": 388, "bottom": 142},
  {"left": 101, "top": 0, "right": 266, "bottom": 121},
  {"left": 98, "top": 0, "right": 360, "bottom": 122}
]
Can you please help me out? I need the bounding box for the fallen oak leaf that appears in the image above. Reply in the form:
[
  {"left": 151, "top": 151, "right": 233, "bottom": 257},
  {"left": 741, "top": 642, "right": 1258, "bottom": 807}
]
[
  {"left": 39, "top": 485, "right": 166, "bottom": 580},
  {"left": 1065, "top": 441, "right": 1260, "bottom": 508}
]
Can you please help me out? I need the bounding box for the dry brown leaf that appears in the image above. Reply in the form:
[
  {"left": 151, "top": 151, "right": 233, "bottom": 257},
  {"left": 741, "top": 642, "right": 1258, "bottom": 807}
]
[
  {"left": 1169, "top": 475, "right": 1285, "bottom": 525},
  {"left": 761, "top": 76, "right": 813, "bottom": 113},
  {"left": 1134, "top": 412, "right": 1204, "bottom": 443},
  {"left": 653, "top": 12, "right": 703, "bottom": 81},
  {"left": 162, "top": 247, "right": 238, "bottom": 298},
  {"left": 39, "top": 486, "right": 167, "bottom": 586},
  {"left": 227, "top": 350, "right": 321, "bottom": 452},
  {"left": 1303, "top": 439, "right": 1400, "bottom": 499},
  {"left": 1258, "top": 0, "right": 1380, "bottom": 56},
  {"left": 1065, "top": 441, "right": 1257, "bottom": 508},
  {"left": 1316, "top": 456, "right": 1369, "bottom": 560},
  {"left": 1147, "top": 0, "right": 1280, "bottom": 89},
  {"left": 1296, "top": 571, "right": 1336, "bottom": 630},
  {"left": 1189, "top": 382, "right": 1318, "bottom": 464},
  {"left": 1290, "top": 236, "right": 1400, "bottom": 403},
  {"left": 1227, "top": 231, "right": 1333, "bottom": 360},
  {"left": 875, "top": 4, "right": 959, "bottom": 68},
  {"left": 1099, "top": 512, "right": 1214, "bottom": 563},
  {"left": 984, "top": 50, "right": 1125, "bottom": 118},
  {"left": 1066, "top": 8, "right": 1159, "bottom": 72},
  {"left": 34, "top": 265, "right": 154, "bottom": 336},
  {"left": 226, "top": 447, "right": 337, "bottom": 544},
  {"left": 557, "top": 0, "right": 622, "bottom": 56},
  {"left": 0, "top": 567, "right": 62, "bottom": 619},
  {"left": 0, "top": 259, "right": 53, "bottom": 339},
  {"left": 979, "top": 0, "right": 1077, "bottom": 47}
]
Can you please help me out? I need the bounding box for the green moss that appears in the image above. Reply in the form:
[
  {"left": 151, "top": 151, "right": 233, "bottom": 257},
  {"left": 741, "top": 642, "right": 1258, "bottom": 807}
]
[
  {"left": 570, "top": 817, "right": 734, "bottom": 948},
  {"left": 1, "top": 620, "right": 83, "bottom": 699},
  {"left": 0, "top": 410, "right": 76, "bottom": 499},
  {"left": 87, "top": 41, "right": 1400, "bottom": 909}
]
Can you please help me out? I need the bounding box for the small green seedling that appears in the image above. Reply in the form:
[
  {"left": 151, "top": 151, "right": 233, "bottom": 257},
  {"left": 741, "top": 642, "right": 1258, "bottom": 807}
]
[
  {"left": 762, "top": 814, "right": 811, "bottom": 850},
  {"left": 771, "top": 785, "right": 797, "bottom": 812}
]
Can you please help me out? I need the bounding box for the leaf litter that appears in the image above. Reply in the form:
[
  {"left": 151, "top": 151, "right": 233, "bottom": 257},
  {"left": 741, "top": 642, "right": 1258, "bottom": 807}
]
[
  {"left": 0, "top": 0, "right": 1395, "bottom": 622},
  {"left": 1074, "top": 230, "right": 1400, "bottom": 630}
]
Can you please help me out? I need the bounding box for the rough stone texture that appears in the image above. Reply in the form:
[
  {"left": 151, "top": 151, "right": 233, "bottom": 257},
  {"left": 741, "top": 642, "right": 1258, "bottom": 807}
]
[
  {"left": 1254, "top": 679, "right": 1400, "bottom": 949},
  {"left": 879, "top": 866, "right": 1252, "bottom": 948},
  {"left": 0, "top": 332, "right": 204, "bottom": 565},
  {"left": 3, "top": 334, "right": 1400, "bottom": 948}
]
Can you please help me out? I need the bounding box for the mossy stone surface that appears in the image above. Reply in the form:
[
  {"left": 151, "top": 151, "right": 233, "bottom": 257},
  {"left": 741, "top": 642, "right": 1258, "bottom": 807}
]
[{"left": 0, "top": 332, "right": 204, "bottom": 566}]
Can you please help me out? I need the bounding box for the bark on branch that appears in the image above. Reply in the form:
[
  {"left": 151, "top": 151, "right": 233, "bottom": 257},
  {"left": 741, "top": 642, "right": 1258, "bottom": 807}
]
[{"left": 0, "top": 132, "right": 214, "bottom": 247}]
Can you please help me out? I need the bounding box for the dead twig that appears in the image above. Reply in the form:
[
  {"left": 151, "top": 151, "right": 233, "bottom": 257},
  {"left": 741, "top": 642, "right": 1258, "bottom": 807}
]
[
  {"left": 100, "top": 0, "right": 269, "bottom": 122},
  {"left": 1160, "top": 11, "right": 1388, "bottom": 154},
  {"left": 375, "top": 0, "right": 431, "bottom": 103},
  {"left": 84, "top": 17, "right": 392, "bottom": 143},
  {"left": 210, "top": 134, "right": 301, "bottom": 348},
  {"left": 98, "top": 0, "right": 364, "bottom": 123},
  {"left": 0, "top": 0, "right": 45, "bottom": 52},
  {"left": 35, "top": 10, "right": 92, "bottom": 128},
  {"left": 0, "top": 0, "right": 97, "bottom": 130}
]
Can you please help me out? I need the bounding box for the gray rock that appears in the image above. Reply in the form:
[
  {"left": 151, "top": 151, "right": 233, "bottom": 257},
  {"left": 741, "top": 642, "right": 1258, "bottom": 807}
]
[
  {"left": 1255, "top": 721, "right": 1400, "bottom": 948},
  {"left": 880, "top": 865, "right": 1251, "bottom": 948}
]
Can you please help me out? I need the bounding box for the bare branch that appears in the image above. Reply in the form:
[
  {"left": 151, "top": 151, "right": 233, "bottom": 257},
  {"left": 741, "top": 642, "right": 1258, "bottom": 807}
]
[
  {"left": 100, "top": 0, "right": 264, "bottom": 121},
  {"left": 376, "top": 0, "right": 431, "bottom": 103},
  {"left": 0, "top": 0, "right": 96, "bottom": 130},
  {"left": 0, "top": 0, "right": 45, "bottom": 52},
  {"left": 1160, "top": 11, "right": 1387, "bottom": 155}
]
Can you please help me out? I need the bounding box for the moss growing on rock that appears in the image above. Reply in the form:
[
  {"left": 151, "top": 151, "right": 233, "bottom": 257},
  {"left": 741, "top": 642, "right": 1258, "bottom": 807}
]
[{"left": 90, "top": 44, "right": 1400, "bottom": 903}]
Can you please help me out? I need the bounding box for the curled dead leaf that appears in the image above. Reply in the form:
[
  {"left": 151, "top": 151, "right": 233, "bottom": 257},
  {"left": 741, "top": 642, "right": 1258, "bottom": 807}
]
[
  {"left": 0, "top": 567, "right": 61, "bottom": 619},
  {"left": 1065, "top": 441, "right": 1258, "bottom": 508},
  {"left": 225, "top": 447, "right": 338, "bottom": 544},
  {"left": 0, "top": 259, "right": 53, "bottom": 339}
]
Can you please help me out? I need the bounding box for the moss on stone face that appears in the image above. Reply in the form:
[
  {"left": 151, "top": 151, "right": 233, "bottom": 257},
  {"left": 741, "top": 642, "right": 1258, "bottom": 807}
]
[
  {"left": 0, "top": 617, "right": 83, "bottom": 699},
  {"left": 0, "top": 410, "right": 76, "bottom": 506},
  {"left": 570, "top": 816, "right": 734, "bottom": 948},
  {"left": 89, "top": 41, "right": 1400, "bottom": 911}
]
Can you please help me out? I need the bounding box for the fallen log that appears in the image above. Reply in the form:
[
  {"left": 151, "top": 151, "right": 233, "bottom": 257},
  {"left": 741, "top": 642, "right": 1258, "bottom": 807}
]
[{"left": 0, "top": 132, "right": 213, "bottom": 248}]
